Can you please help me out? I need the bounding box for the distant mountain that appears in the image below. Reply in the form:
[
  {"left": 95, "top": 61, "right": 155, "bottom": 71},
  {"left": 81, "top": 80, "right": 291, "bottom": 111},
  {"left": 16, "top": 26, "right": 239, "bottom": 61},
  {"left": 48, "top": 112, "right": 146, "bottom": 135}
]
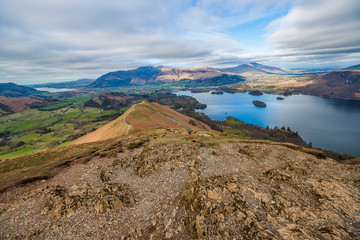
[
  {"left": 223, "top": 62, "right": 293, "bottom": 75},
  {"left": 73, "top": 101, "right": 210, "bottom": 144},
  {"left": 89, "top": 66, "right": 244, "bottom": 88},
  {"left": 29, "top": 78, "right": 94, "bottom": 89},
  {"left": 341, "top": 64, "right": 360, "bottom": 71},
  {"left": 300, "top": 70, "right": 360, "bottom": 100},
  {"left": 0, "top": 82, "right": 42, "bottom": 97}
]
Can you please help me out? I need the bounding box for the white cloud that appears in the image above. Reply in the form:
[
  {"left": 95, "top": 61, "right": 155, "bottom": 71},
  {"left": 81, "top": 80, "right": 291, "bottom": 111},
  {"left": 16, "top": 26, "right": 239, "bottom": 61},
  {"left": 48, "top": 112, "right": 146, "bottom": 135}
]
[
  {"left": 0, "top": 0, "right": 250, "bottom": 83},
  {"left": 267, "top": 0, "right": 360, "bottom": 56}
]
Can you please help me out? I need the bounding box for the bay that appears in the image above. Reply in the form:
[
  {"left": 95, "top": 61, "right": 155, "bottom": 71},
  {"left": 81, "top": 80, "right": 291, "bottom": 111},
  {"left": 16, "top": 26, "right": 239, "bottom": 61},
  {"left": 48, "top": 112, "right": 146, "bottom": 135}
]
[{"left": 176, "top": 91, "right": 360, "bottom": 156}]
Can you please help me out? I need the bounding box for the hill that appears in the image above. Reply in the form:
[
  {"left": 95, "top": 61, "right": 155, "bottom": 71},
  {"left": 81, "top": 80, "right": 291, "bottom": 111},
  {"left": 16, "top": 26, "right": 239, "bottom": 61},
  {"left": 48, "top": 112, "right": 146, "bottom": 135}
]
[
  {"left": 88, "top": 66, "right": 244, "bottom": 88},
  {"left": 29, "top": 78, "right": 94, "bottom": 89},
  {"left": 73, "top": 101, "right": 210, "bottom": 144},
  {"left": 223, "top": 62, "right": 293, "bottom": 75},
  {"left": 0, "top": 126, "right": 359, "bottom": 239},
  {"left": 0, "top": 97, "right": 42, "bottom": 115},
  {"left": 299, "top": 70, "right": 360, "bottom": 99},
  {"left": 341, "top": 64, "right": 360, "bottom": 71},
  {"left": 0, "top": 82, "right": 41, "bottom": 97}
]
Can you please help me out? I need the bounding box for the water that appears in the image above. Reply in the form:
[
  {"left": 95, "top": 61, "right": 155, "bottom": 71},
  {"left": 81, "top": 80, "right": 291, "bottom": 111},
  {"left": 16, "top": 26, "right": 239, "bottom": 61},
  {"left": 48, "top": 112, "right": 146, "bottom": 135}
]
[
  {"left": 176, "top": 91, "right": 360, "bottom": 156},
  {"left": 36, "top": 87, "right": 77, "bottom": 92}
]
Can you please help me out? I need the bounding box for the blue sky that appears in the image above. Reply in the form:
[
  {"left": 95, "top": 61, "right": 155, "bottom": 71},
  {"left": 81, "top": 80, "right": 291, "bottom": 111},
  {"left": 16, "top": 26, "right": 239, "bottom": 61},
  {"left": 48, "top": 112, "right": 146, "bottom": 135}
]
[{"left": 0, "top": 0, "right": 359, "bottom": 84}]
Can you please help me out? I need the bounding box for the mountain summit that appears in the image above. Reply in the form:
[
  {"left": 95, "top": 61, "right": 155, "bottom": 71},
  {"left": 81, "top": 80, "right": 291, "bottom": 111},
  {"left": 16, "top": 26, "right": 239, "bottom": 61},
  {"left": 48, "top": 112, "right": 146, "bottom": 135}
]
[{"left": 223, "top": 62, "right": 293, "bottom": 75}]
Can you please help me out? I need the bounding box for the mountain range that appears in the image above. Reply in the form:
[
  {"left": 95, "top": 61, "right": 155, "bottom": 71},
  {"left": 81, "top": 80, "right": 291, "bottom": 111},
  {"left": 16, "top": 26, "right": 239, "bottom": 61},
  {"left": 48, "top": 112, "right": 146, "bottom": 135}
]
[
  {"left": 1, "top": 62, "right": 360, "bottom": 101},
  {"left": 29, "top": 79, "right": 94, "bottom": 89},
  {"left": 89, "top": 66, "right": 244, "bottom": 88}
]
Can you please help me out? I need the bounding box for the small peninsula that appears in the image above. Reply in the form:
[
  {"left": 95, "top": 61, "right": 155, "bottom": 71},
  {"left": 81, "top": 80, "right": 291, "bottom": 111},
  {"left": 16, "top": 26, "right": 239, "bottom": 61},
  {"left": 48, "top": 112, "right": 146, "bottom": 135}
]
[{"left": 248, "top": 90, "right": 263, "bottom": 96}]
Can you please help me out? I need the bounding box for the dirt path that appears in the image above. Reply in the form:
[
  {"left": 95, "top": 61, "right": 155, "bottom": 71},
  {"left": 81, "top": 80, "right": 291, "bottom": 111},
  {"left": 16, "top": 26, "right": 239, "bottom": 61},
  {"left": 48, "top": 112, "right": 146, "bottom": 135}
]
[{"left": 124, "top": 102, "right": 142, "bottom": 135}]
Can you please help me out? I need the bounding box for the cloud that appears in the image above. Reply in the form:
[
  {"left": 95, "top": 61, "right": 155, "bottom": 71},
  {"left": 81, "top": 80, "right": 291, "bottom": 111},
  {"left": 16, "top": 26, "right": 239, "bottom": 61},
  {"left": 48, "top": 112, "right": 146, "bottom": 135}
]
[
  {"left": 0, "top": 0, "right": 359, "bottom": 84},
  {"left": 0, "top": 0, "right": 252, "bottom": 83},
  {"left": 267, "top": 0, "right": 360, "bottom": 59}
]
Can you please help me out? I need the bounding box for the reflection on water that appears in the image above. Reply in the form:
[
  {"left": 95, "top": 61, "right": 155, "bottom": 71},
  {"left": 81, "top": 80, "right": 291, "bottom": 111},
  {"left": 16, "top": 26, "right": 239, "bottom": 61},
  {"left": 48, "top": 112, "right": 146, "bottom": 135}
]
[
  {"left": 36, "top": 87, "right": 77, "bottom": 92},
  {"left": 176, "top": 91, "right": 360, "bottom": 156}
]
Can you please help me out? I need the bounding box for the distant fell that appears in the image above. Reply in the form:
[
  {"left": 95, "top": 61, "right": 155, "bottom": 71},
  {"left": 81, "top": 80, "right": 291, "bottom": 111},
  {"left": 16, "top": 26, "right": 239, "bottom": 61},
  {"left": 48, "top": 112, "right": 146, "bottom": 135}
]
[
  {"left": 30, "top": 79, "right": 94, "bottom": 89},
  {"left": 73, "top": 101, "right": 210, "bottom": 144},
  {"left": 341, "top": 64, "right": 360, "bottom": 71},
  {"left": 89, "top": 66, "right": 244, "bottom": 88},
  {"left": 223, "top": 62, "right": 293, "bottom": 75},
  {"left": 0, "top": 82, "right": 41, "bottom": 97}
]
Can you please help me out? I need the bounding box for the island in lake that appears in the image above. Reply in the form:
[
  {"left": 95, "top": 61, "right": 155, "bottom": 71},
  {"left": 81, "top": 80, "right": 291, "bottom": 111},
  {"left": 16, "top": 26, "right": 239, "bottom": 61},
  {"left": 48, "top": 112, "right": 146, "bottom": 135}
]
[
  {"left": 253, "top": 100, "right": 267, "bottom": 107},
  {"left": 276, "top": 96, "right": 284, "bottom": 100}
]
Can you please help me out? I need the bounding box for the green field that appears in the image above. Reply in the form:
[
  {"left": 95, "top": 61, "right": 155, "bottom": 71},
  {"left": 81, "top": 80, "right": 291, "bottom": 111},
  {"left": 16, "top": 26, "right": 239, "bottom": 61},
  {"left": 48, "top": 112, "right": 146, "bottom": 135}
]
[{"left": 0, "top": 94, "right": 122, "bottom": 160}]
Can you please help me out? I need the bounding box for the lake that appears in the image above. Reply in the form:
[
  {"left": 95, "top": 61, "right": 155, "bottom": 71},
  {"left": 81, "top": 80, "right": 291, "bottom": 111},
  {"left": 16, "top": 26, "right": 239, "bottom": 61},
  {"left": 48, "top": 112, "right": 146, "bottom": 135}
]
[
  {"left": 36, "top": 87, "right": 77, "bottom": 92},
  {"left": 176, "top": 91, "right": 360, "bottom": 156}
]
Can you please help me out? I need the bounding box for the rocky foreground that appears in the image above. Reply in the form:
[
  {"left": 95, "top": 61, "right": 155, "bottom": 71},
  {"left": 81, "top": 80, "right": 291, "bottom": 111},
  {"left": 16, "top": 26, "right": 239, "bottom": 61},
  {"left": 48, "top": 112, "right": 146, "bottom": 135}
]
[{"left": 0, "top": 128, "right": 359, "bottom": 239}]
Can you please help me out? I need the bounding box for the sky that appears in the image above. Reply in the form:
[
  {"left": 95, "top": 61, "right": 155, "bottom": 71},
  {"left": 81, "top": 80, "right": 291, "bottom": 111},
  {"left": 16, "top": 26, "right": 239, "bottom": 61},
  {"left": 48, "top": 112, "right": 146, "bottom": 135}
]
[{"left": 0, "top": 0, "right": 360, "bottom": 84}]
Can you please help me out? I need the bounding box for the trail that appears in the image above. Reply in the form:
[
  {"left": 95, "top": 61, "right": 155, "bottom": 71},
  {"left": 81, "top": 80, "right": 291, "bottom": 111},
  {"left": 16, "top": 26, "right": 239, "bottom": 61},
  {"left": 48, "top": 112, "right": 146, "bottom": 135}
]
[{"left": 124, "top": 103, "right": 138, "bottom": 135}]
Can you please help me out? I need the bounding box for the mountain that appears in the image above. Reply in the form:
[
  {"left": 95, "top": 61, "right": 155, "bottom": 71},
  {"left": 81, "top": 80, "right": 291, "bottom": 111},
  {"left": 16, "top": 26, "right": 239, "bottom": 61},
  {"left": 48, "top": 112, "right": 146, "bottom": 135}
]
[
  {"left": 29, "top": 78, "right": 94, "bottom": 89},
  {"left": 341, "top": 64, "right": 360, "bottom": 71},
  {"left": 0, "top": 82, "right": 41, "bottom": 97},
  {"left": 1, "top": 124, "right": 359, "bottom": 239},
  {"left": 73, "top": 101, "right": 210, "bottom": 144},
  {"left": 89, "top": 66, "right": 244, "bottom": 88},
  {"left": 223, "top": 62, "right": 293, "bottom": 75},
  {"left": 300, "top": 70, "right": 360, "bottom": 99}
]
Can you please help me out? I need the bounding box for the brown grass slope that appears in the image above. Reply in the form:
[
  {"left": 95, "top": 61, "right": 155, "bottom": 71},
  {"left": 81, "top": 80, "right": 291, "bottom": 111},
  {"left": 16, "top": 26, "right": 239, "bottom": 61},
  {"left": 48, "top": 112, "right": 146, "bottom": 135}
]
[{"left": 73, "top": 101, "right": 210, "bottom": 144}]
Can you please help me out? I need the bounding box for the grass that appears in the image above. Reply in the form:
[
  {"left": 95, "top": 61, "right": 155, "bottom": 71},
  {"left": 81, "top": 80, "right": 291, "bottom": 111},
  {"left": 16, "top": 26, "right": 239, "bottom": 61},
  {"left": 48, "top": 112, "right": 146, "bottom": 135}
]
[
  {"left": 225, "top": 118, "right": 244, "bottom": 125},
  {"left": 0, "top": 137, "right": 123, "bottom": 192},
  {"left": 0, "top": 97, "right": 119, "bottom": 160},
  {"left": 223, "top": 128, "right": 252, "bottom": 139},
  {"left": 38, "top": 101, "right": 73, "bottom": 111}
]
